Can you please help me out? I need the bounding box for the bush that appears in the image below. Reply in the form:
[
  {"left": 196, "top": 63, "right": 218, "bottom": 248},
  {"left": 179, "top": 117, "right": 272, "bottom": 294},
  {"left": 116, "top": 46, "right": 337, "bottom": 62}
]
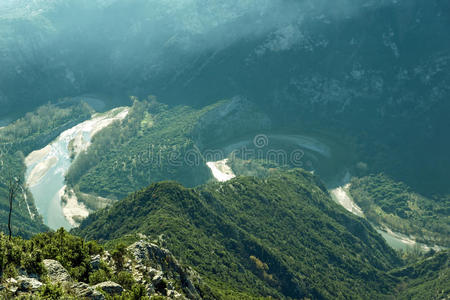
[
  {"left": 114, "top": 271, "right": 136, "bottom": 290},
  {"left": 38, "top": 283, "right": 64, "bottom": 299},
  {"left": 111, "top": 243, "right": 127, "bottom": 271}
]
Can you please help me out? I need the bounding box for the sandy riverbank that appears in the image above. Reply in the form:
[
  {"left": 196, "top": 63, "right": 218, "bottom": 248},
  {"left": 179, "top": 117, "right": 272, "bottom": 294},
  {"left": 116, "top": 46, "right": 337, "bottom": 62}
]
[
  {"left": 61, "top": 107, "right": 129, "bottom": 157},
  {"left": 330, "top": 183, "right": 364, "bottom": 217},
  {"left": 25, "top": 145, "right": 52, "bottom": 166},
  {"left": 207, "top": 159, "right": 236, "bottom": 182},
  {"left": 60, "top": 186, "right": 90, "bottom": 227},
  {"left": 27, "top": 156, "right": 58, "bottom": 187}
]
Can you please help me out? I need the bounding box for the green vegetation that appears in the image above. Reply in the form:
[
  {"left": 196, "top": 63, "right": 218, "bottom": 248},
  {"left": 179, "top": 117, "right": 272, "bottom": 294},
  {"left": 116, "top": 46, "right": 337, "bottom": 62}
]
[
  {"left": 350, "top": 174, "right": 450, "bottom": 247},
  {"left": 391, "top": 249, "right": 449, "bottom": 299},
  {"left": 0, "top": 229, "right": 152, "bottom": 299},
  {"left": 0, "top": 229, "right": 102, "bottom": 281},
  {"left": 73, "top": 169, "right": 403, "bottom": 299},
  {"left": 228, "top": 157, "right": 284, "bottom": 178},
  {"left": 0, "top": 149, "right": 45, "bottom": 238},
  {"left": 66, "top": 97, "right": 218, "bottom": 200},
  {"left": 0, "top": 101, "right": 92, "bottom": 238},
  {"left": 0, "top": 101, "right": 92, "bottom": 155}
]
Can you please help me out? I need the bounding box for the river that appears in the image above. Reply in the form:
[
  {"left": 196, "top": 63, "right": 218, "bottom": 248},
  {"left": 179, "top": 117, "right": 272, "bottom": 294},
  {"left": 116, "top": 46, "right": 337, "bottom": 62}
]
[{"left": 25, "top": 107, "right": 129, "bottom": 229}]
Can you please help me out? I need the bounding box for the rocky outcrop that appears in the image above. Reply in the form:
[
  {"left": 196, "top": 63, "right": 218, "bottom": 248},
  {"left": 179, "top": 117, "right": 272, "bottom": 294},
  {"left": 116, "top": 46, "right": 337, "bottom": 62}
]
[
  {"left": 128, "top": 240, "right": 205, "bottom": 299},
  {"left": 1, "top": 238, "right": 209, "bottom": 299},
  {"left": 43, "top": 259, "right": 72, "bottom": 282},
  {"left": 17, "top": 276, "right": 43, "bottom": 293},
  {"left": 70, "top": 282, "right": 105, "bottom": 300},
  {"left": 3, "top": 276, "right": 43, "bottom": 295},
  {"left": 93, "top": 281, "right": 124, "bottom": 296},
  {"left": 90, "top": 254, "right": 102, "bottom": 270}
]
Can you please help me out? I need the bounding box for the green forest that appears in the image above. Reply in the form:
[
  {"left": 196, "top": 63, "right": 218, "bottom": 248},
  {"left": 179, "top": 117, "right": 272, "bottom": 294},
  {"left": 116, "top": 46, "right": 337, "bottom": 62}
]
[
  {"left": 74, "top": 169, "right": 403, "bottom": 299},
  {"left": 65, "top": 98, "right": 217, "bottom": 201}
]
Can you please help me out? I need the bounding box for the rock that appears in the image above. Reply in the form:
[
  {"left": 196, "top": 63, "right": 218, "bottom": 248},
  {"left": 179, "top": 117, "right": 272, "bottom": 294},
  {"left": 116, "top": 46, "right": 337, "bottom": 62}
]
[
  {"left": 90, "top": 254, "right": 102, "bottom": 270},
  {"left": 152, "top": 271, "right": 164, "bottom": 285},
  {"left": 5, "top": 278, "right": 18, "bottom": 293},
  {"left": 93, "top": 281, "right": 124, "bottom": 296},
  {"left": 70, "top": 282, "right": 105, "bottom": 300},
  {"left": 128, "top": 240, "right": 205, "bottom": 299},
  {"left": 168, "top": 289, "right": 186, "bottom": 299},
  {"left": 146, "top": 282, "right": 155, "bottom": 295},
  {"left": 43, "top": 259, "right": 72, "bottom": 282},
  {"left": 17, "top": 276, "right": 43, "bottom": 292}
]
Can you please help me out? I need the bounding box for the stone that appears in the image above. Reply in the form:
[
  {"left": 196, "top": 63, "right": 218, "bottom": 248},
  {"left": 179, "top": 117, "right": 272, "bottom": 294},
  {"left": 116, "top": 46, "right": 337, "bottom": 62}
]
[
  {"left": 43, "top": 259, "right": 72, "bottom": 282},
  {"left": 90, "top": 254, "right": 102, "bottom": 270},
  {"left": 17, "top": 276, "right": 43, "bottom": 292},
  {"left": 167, "top": 289, "right": 185, "bottom": 299},
  {"left": 128, "top": 240, "right": 205, "bottom": 299},
  {"left": 70, "top": 282, "right": 105, "bottom": 300},
  {"left": 93, "top": 281, "right": 124, "bottom": 296}
]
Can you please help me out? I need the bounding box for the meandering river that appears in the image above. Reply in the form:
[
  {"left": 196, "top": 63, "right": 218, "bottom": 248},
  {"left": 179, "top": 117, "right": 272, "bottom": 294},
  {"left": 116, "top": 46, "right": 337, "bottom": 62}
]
[{"left": 24, "top": 113, "right": 441, "bottom": 251}]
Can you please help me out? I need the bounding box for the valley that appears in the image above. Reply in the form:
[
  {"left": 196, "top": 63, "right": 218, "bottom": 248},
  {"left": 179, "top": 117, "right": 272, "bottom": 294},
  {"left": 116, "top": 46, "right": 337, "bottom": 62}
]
[
  {"left": 17, "top": 99, "right": 444, "bottom": 253},
  {"left": 0, "top": 0, "right": 448, "bottom": 298}
]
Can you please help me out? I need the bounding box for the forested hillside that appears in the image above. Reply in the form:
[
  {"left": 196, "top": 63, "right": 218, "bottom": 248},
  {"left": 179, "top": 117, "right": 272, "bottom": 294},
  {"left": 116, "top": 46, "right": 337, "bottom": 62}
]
[
  {"left": 74, "top": 169, "right": 402, "bottom": 299},
  {"left": 65, "top": 97, "right": 269, "bottom": 202}
]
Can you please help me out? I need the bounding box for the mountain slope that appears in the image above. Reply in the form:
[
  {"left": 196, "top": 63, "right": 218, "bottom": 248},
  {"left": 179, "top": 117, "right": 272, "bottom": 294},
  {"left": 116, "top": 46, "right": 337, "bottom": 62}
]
[
  {"left": 1, "top": 0, "right": 449, "bottom": 194},
  {"left": 74, "top": 169, "right": 402, "bottom": 299},
  {"left": 390, "top": 250, "right": 449, "bottom": 299}
]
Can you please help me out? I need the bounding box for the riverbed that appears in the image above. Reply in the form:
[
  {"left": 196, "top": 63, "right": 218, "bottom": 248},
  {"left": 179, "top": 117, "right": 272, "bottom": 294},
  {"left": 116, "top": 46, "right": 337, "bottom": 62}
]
[{"left": 25, "top": 107, "right": 129, "bottom": 229}]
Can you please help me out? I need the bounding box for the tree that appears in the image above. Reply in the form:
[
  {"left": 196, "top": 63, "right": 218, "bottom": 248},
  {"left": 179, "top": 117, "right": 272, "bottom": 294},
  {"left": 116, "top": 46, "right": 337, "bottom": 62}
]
[{"left": 7, "top": 175, "right": 21, "bottom": 240}]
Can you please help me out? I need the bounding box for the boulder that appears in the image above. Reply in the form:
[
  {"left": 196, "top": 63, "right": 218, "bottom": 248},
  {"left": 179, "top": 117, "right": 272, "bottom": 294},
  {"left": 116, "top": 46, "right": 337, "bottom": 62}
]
[
  {"left": 5, "top": 278, "right": 18, "bottom": 293},
  {"left": 90, "top": 254, "right": 102, "bottom": 270},
  {"left": 43, "top": 259, "right": 72, "bottom": 282},
  {"left": 167, "top": 289, "right": 186, "bottom": 299},
  {"left": 93, "top": 281, "right": 124, "bottom": 296},
  {"left": 128, "top": 240, "right": 204, "bottom": 299},
  {"left": 70, "top": 282, "right": 105, "bottom": 300},
  {"left": 17, "top": 276, "right": 43, "bottom": 292}
]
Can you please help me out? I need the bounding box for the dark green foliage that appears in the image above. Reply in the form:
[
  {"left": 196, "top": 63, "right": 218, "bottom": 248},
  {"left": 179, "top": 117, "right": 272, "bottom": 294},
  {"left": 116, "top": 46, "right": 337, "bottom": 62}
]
[
  {"left": 0, "top": 229, "right": 101, "bottom": 281},
  {"left": 66, "top": 98, "right": 215, "bottom": 200},
  {"left": 390, "top": 250, "right": 450, "bottom": 299},
  {"left": 0, "top": 101, "right": 92, "bottom": 155},
  {"left": 114, "top": 271, "right": 136, "bottom": 290},
  {"left": 74, "top": 169, "right": 403, "bottom": 299},
  {"left": 350, "top": 174, "right": 450, "bottom": 247},
  {"left": 115, "top": 284, "right": 150, "bottom": 300},
  {"left": 31, "top": 228, "right": 103, "bottom": 282},
  {"left": 89, "top": 268, "right": 110, "bottom": 285},
  {"left": 38, "top": 283, "right": 65, "bottom": 299},
  {"left": 111, "top": 243, "right": 127, "bottom": 271}
]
